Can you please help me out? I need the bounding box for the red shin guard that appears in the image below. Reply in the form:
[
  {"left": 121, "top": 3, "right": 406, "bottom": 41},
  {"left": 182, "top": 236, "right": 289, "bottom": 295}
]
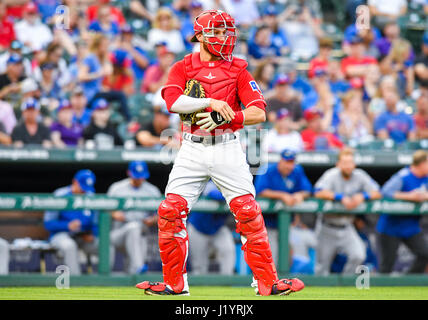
[
  {"left": 158, "top": 194, "right": 189, "bottom": 293},
  {"left": 230, "top": 194, "right": 278, "bottom": 296}
]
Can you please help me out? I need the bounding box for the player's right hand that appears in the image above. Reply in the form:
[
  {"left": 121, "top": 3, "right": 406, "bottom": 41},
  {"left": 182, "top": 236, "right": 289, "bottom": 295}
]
[
  {"left": 68, "top": 219, "right": 81, "bottom": 232},
  {"left": 209, "top": 99, "right": 235, "bottom": 122}
]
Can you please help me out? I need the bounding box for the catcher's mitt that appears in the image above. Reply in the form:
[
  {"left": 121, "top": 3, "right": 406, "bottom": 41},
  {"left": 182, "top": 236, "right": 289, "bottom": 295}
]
[{"left": 180, "top": 79, "right": 206, "bottom": 125}]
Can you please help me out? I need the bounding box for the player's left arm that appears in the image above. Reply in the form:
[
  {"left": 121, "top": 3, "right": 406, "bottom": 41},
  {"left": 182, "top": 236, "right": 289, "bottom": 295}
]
[{"left": 237, "top": 69, "right": 267, "bottom": 125}]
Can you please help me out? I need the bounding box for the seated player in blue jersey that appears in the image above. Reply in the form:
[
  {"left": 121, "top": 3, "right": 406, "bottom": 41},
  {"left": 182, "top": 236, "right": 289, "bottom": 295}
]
[
  {"left": 187, "top": 180, "right": 236, "bottom": 275},
  {"left": 254, "top": 149, "right": 313, "bottom": 267},
  {"left": 44, "top": 170, "right": 99, "bottom": 275},
  {"left": 377, "top": 150, "right": 428, "bottom": 274}
]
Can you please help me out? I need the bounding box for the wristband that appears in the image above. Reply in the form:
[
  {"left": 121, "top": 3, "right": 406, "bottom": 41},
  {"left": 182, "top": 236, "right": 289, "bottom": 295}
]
[
  {"left": 362, "top": 191, "right": 370, "bottom": 201},
  {"left": 334, "top": 193, "right": 344, "bottom": 201},
  {"left": 230, "top": 111, "right": 244, "bottom": 125}
]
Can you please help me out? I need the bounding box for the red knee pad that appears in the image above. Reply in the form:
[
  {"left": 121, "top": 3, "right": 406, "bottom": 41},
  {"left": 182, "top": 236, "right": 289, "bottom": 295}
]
[
  {"left": 158, "top": 193, "right": 188, "bottom": 235},
  {"left": 157, "top": 193, "right": 189, "bottom": 293},
  {"left": 230, "top": 194, "right": 278, "bottom": 296}
]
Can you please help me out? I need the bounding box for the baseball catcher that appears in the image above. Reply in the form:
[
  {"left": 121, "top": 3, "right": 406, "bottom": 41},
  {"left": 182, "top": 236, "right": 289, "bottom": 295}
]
[{"left": 136, "top": 9, "right": 304, "bottom": 296}]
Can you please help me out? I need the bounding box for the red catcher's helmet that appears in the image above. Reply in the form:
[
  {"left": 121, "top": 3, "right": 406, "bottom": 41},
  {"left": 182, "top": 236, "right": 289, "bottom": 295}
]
[{"left": 190, "top": 10, "right": 237, "bottom": 62}]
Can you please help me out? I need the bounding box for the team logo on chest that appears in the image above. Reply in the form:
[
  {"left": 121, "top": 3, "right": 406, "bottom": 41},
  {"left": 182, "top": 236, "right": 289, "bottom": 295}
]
[{"left": 204, "top": 72, "right": 216, "bottom": 80}]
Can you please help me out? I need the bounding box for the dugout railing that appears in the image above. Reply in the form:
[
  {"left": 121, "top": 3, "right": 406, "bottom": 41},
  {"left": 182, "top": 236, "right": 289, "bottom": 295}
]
[{"left": 0, "top": 193, "right": 427, "bottom": 284}]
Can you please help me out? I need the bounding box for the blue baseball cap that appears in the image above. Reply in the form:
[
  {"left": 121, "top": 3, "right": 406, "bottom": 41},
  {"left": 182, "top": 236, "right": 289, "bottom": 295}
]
[
  {"left": 128, "top": 161, "right": 150, "bottom": 179},
  {"left": 7, "top": 54, "right": 23, "bottom": 65},
  {"left": 281, "top": 149, "right": 296, "bottom": 161},
  {"left": 21, "top": 98, "right": 40, "bottom": 111},
  {"left": 120, "top": 24, "right": 134, "bottom": 34},
  {"left": 264, "top": 5, "right": 278, "bottom": 16},
  {"left": 57, "top": 99, "right": 72, "bottom": 112},
  {"left": 92, "top": 98, "right": 109, "bottom": 111},
  {"left": 274, "top": 73, "right": 290, "bottom": 86},
  {"left": 10, "top": 40, "right": 23, "bottom": 50},
  {"left": 276, "top": 108, "right": 289, "bottom": 120},
  {"left": 74, "top": 169, "right": 96, "bottom": 193}
]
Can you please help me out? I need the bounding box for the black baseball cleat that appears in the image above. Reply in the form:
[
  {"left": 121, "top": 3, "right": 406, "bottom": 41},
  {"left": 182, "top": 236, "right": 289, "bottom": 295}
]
[
  {"left": 136, "top": 281, "right": 190, "bottom": 296},
  {"left": 256, "top": 278, "right": 305, "bottom": 296}
]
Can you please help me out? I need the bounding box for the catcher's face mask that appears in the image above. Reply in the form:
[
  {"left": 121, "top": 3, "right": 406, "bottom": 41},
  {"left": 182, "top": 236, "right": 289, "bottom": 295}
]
[{"left": 191, "top": 10, "right": 237, "bottom": 62}]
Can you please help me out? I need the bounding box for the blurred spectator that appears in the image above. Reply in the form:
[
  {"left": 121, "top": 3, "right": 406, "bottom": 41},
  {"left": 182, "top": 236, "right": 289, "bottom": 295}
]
[
  {"left": 0, "top": 120, "right": 11, "bottom": 145},
  {"left": 374, "top": 21, "right": 405, "bottom": 58},
  {"left": 170, "top": 0, "right": 192, "bottom": 21},
  {"left": 38, "top": 62, "right": 62, "bottom": 104},
  {"left": 147, "top": 7, "right": 185, "bottom": 53},
  {"left": 308, "top": 37, "right": 333, "bottom": 79},
  {"left": 0, "top": 54, "right": 26, "bottom": 103},
  {"left": 289, "top": 216, "right": 317, "bottom": 274},
  {"left": 88, "top": 3, "right": 121, "bottom": 40},
  {"left": 129, "top": 0, "right": 154, "bottom": 23},
  {"left": 141, "top": 46, "right": 175, "bottom": 94},
  {"left": 378, "top": 39, "right": 414, "bottom": 98},
  {"left": 279, "top": 0, "right": 324, "bottom": 60},
  {"left": 414, "top": 32, "right": 428, "bottom": 89},
  {"left": 0, "top": 237, "right": 8, "bottom": 275},
  {"left": 374, "top": 89, "right": 416, "bottom": 144},
  {"left": 188, "top": 180, "right": 235, "bottom": 275},
  {"left": 300, "top": 108, "right": 344, "bottom": 151},
  {"left": 258, "top": 0, "right": 286, "bottom": 15},
  {"left": 377, "top": 150, "right": 428, "bottom": 274},
  {"left": 11, "top": 98, "right": 52, "bottom": 148},
  {"left": 86, "top": 0, "right": 126, "bottom": 27},
  {"left": 327, "top": 60, "right": 351, "bottom": 96},
  {"left": 136, "top": 106, "right": 174, "bottom": 149},
  {"left": 263, "top": 109, "right": 304, "bottom": 153},
  {"left": 343, "top": 24, "right": 381, "bottom": 58},
  {"left": 34, "top": 0, "right": 61, "bottom": 24},
  {"left": 252, "top": 60, "right": 275, "bottom": 96},
  {"left": 70, "top": 86, "right": 91, "bottom": 129},
  {"left": 0, "top": 40, "right": 32, "bottom": 76},
  {"left": 102, "top": 49, "right": 135, "bottom": 96},
  {"left": 266, "top": 74, "right": 303, "bottom": 128},
  {"left": 414, "top": 92, "right": 428, "bottom": 139},
  {"left": 248, "top": 25, "right": 282, "bottom": 66},
  {"left": 119, "top": 25, "right": 150, "bottom": 85},
  {"left": 0, "top": 99, "right": 17, "bottom": 136},
  {"left": 78, "top": 33, "right": 111, "bottom": 103},
  {"left": 44, "top": 169, "right": 98, "bottom": 275},
  {"left": 107, "top": 161, "right": 161, "bottom": 274},
  {"left": 20, "top": 77, "right": 39, "bottom": 102},
  {"left": 314, "top": 148, "right": 382, "bottom": 275},
  {"left": 338, "top": 90, "right": 373, "bottom": 144},
  {"left": 82, "top": 98, "right": 123, "bottom": 149},
  {"left": 303, "top": 68, "right": 342, "bottom": 133},
  {"left": 33, "top": 42, "right": 72, "bottom": 89},
  {"left": 181, "top": 1, "right": 204, "bottom": 51},
  {"left": 257, "top": 5, "right": 290, "bottom": 56},
  {"left": 221, "top": 0, "right": 260, "bottom": 28},
  {"left": 14, "top": 2, "right": 53, "bottom": 53},
  {"left": 255, "top": 149, "right": 312, "bottom": 265},
  {"left": 341, "top": 36, "right": 377, "bottom": 84},
  {"left": 0, "top": 0, "right": 16, "bottom": 51},
  {"left": 368, "top": 0, "right": 407, "bottom": 27},
  {"left": 50, "top": 99, "right": 83, "bottom": 148},
  {"left": 368, "top": 76, "right": 407, "bottom": 121},
  {"left": 362, "top": 64, "right": 382, "bottom": 103},
  {"left": 67, "top": 39, "right": 89, "bottom": 91}
]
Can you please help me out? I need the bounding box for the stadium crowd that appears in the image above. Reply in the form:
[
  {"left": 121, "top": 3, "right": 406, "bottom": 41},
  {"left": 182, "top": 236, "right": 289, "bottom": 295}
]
[
  {"left": 0, "top": 0, "right": 428, "bottom": 276},
  {"left": 0, "top": 0, "right": 428, "bottom": 150}
]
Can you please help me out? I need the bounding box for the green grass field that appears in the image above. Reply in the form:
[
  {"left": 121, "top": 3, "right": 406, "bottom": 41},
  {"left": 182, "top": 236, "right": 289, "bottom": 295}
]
[{"left": 1, "top": 286, "right": 428, "bottom": 300}]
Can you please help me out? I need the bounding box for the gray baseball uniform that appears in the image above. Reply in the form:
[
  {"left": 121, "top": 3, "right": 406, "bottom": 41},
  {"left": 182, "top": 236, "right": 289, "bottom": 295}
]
[
  {"left": 0, "top": 237, "right": 9, "bottom": 275},
  {"left": 314, "top": 167, "right": 380, "bottom": 275},
  {"left": 107, "top": 178, "right": 161, "bottom": 274}
]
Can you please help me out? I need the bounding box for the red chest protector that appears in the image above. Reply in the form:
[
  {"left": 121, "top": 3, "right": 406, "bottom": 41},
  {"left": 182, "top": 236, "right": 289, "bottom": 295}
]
[
  {"left": 183, "top": 53, "right": 247, "bottom": 110},
  {"left": 182, "top": 53, "right": 247, "bottom": 134}
]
